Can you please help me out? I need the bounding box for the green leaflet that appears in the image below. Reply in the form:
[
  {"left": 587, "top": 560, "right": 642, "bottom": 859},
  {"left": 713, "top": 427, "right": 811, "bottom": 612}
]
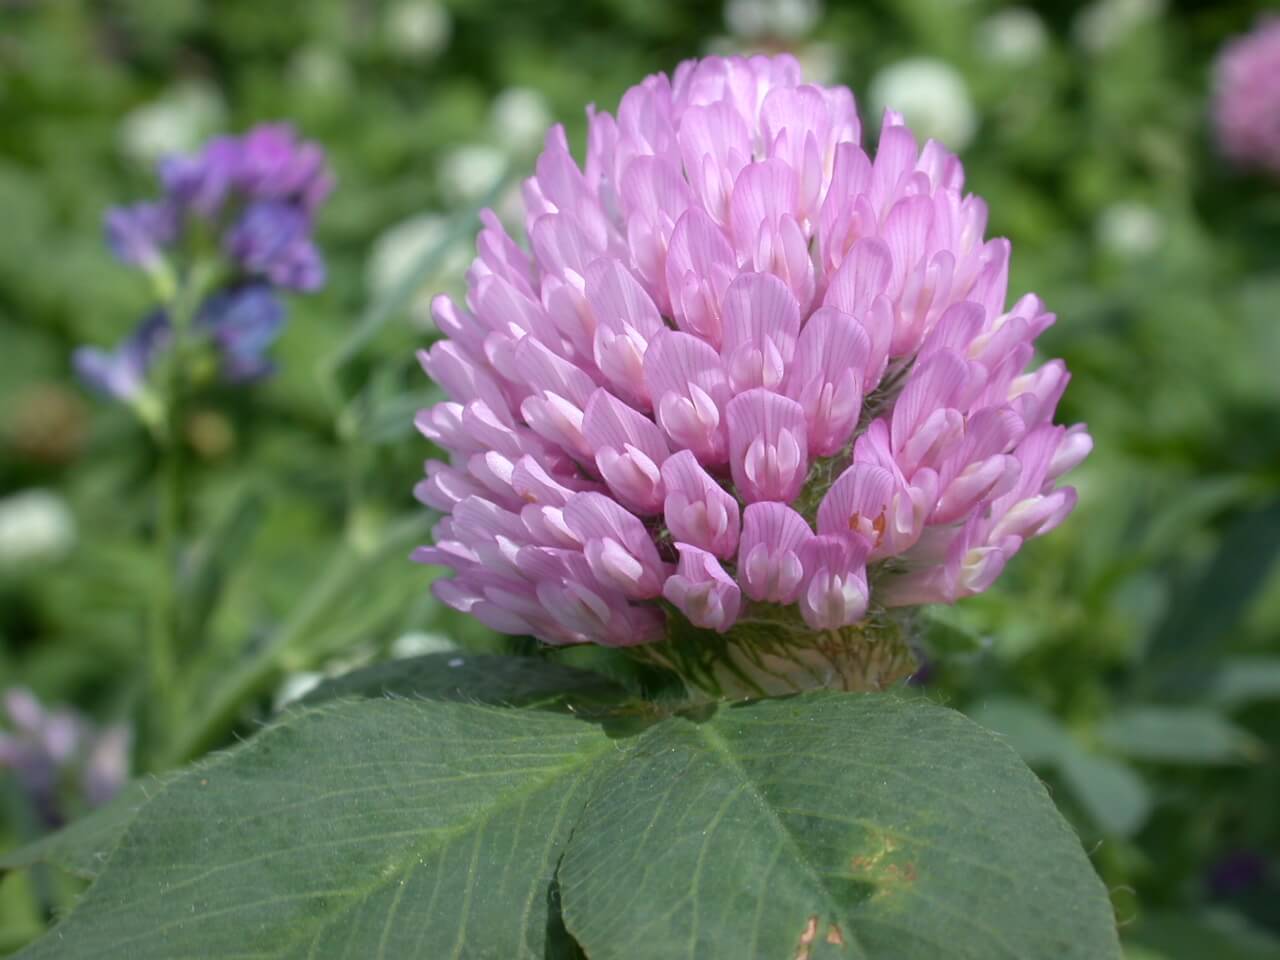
[
  {"left": 559, "top": 694, "right": 1121, "bottom": 960},
  {"left": 16, "top": 699, "right": 611, "bottom": 960}
]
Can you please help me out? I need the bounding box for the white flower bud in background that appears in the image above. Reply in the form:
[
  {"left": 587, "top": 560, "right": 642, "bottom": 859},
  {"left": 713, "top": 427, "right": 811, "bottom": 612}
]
[
  {"left": 83, "top": 725, "right": 131, "bottom": 808},
  {"left": 794, "top": 41, "right": 840, "bottom": 86},
  {"left": 724, "top": 0, "right": 822, "bottom": 41},
  {"left": 366, "top": 214, "right": 473, "bottom": 329},
  {"left": 0, "top": 489, "right": 76, "bottom": 573},
  {"left": 288, "top": 46, "right": 354, "bottom": 102},
  {"left": 437, "top": 143, "right": 507, "bottom": 204},
  {"left": 384, "top": 1, "right": 452, "bottom": 60},
  {"left": 390, "top": 630, "right": 458, "bottom": 659},
  {"left": 1095, "top": 202, "right": 1165, "bottom": 258},
  {"left": 117, "top": 84, "right": 226, "bottom": 169},
  {"left": 977, "top": 7, "right": 1048, "bottom": 66},
  {"left": 1073, "top": 0, "right": 1165, "bottom": 54},
  {"left": 490, "top": 87, "right": 554, "bottom": 156},
  {"left": 272, "top": 672, "right": 324, "bottom": 711},
  {"left": 869, "top": 58, "right": 977, "bottom": 152}
]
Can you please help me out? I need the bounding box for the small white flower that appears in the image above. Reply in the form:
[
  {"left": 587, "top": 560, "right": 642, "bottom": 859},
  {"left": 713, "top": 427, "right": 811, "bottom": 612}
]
[
  {"left": 0, "top": 489, "right": 75, "bottom": 572},
  {"left": 490, "top": 87, "right": 554, "bottom": 155},
  {"left": 288, "top": 46, "right": 354, "bottom": 101},
  {"left": 1073, "top": 0, "right": 1165, "bottom": 54},
  {"left": 118, "top": 84, "right": 226, "bottom": 168},
  {"left": 366, "top": 214, "right": 472, "bottom": 328},
  {"left": 366, "top": 214, "right": 449, "bottom": 298},
  {"left": 869, "top": 58, "right": 977, "bottom": 151},
  {"left": 725, "top": 0, "right": 821, "bottom": 40},
  {"left": 273, "top": 672, "right": 324, "bottom": 710},
  {"left": 438, "top": 143, "right": 507, "bottom": 204},
  {"left": 795, "top": 41, "right": 840, "bottom": 87},
  {"left": 390, "top": 631, "right": 458, "bottom": 659},
  {"left": 1096, "top": 202, "right": 1164, "bottom": 258},
  {"left": 977, "top": 8, "right": 1048, "bottom": 65},
  {"left": 385, "top": 1, "right": 452, "bottom": 59}
]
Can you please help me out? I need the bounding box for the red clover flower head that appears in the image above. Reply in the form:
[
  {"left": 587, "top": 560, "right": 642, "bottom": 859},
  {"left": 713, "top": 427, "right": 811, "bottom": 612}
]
[{"left": 414, "top": 55, "right": 1091, "bottom": 695}]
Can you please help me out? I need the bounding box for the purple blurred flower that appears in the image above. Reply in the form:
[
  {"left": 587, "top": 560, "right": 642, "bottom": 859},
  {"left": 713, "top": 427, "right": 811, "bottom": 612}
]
[
  {"left": 1214, "top": 19, "right": 1280, "bottom": 176},
  {"left": 120, "top": 122, "right": 333, "bottom": 286},
  {"left": 906, "top": 659, "right": 935, "bottom": 686},
  {"left": 72, "top": 310, "right": 170, "bottom": 401},
  {"left": 104, "top": 202, "right": 180, "bottom": 269},
  {"left": 196, "top": 283, "right": 286, "bottom": 381},
  {"left": 237, "top": 123, "right": 335, "bottom": 211},
  {"left": 157, "top": 135, "right": 242, "bottom": 218},
  {"left": 0, "top": 687, "right": 129, "bottom": 828},
  {"left": 224, "top": 200, "right": 325, "bottom": 292},
  {"left": 83, "top": 124, "right": 330, "bottom": 404},
  {"left": 74, "top": 285, "right": 286, "bottom": 399},
  {"left": 1207, "top": 850, "right": 1270, "bottom": 899}
]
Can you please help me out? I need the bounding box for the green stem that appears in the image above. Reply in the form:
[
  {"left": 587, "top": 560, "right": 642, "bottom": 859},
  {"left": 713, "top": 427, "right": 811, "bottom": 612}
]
[
  {"left": 144, "top": 261, "right": 216, "bottom": 769},
  {"left": 166, "top": 512, "right": 433, "bottom": 766}
]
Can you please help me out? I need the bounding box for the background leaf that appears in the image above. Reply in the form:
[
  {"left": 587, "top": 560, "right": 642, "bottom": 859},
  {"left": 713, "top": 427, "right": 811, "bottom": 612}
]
[
  {"left": 967, "top": 695, "right": 1075, "bottom": 765},
  {"left": 1096, "top": 707, "right": 1262, "bottom": 765},
  {"left": 1058, "top": 747, "right": 1153, "bottom": 838},
  {"left": 1205, "top": 657, "right": 1280, "bottom": 710}
]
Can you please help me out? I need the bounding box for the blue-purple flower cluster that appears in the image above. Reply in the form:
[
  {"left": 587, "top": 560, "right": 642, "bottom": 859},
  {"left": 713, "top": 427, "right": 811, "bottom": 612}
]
[
  {"left": 0, "top": 687, "right": 129, "bottom": 828},
  {"left": 76, "top": 124, "right": 332, "bottom": 403}
]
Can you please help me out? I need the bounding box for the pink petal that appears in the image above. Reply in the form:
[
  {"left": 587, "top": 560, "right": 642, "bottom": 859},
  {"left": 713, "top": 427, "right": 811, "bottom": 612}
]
[
  {"left": 823, "top": 236, "right": 893, "bottom": 320},
  {"left": 664, "top": 207, "right": 736, "bottom": 345},
  {"left": 418, "top": 342, "right": 513, "bottom": 424},
  {"left": 643, "top": 330, "right": 731, "bottom": 465},
  {"left": 720, "top": 272, "right": 801, "bottom": 392},
  {"left": 586, "top": 258, "right": 664, "bottom": 408},
  {"left": 738, "top": 502, "right": 811, "bottom": 603},
  {"left": 729, "top": 158, "right": 798, "bottom": 255},
  {"left": 660, "top": 449, "right": 740, "bottom": 559},
  {"left": 816, "top": 462, "right": 897, "bottom": 549},
  {"left": 726, "top": 388, "right": 808, "bottom": 504},
  {"left": 890, "top": 350, "right": 974, "bottom": 449},
  {"left": 677, "top": 101, "right": 751, "bottom": 223},
  {"left": 784, "top": 306, "right": 869, "bottom": 456},
  {"left": 414, "top": 460, "right": 484, "bottom": 512},
  {"left": 582, "top": 388, "right": 669, "bottom": 514},
  {"left": 797, "top": 535, "right": 870, "bottom": 630},
  {"left": 563, "top": 492, "right": 668, "bottom": 599},
  {"left": 662, "top": 544, "right": 741, "bottom": 633}
]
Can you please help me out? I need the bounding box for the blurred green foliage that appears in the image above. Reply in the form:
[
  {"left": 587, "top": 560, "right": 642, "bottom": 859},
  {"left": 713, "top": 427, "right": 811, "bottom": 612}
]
[{"left": 0, "top": 0, "right": 1277, "bottom": 955}]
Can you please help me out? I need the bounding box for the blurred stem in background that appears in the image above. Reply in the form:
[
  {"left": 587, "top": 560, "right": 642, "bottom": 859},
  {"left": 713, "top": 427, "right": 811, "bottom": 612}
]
[
  {"left": 159, "top": 180, "right": 501, "bottom": 766},
  {"left": 144, "top": 260, "right": 217, "bottom": 769},
  {"left": 166, "top": 510, "right": 432, "bottom": 766}
]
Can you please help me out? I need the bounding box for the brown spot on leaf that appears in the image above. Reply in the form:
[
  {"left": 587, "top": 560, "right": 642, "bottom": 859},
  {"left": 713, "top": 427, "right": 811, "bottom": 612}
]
[
  {"left": 850, "top": 832, "right": 918, "bottom": 898},
  {"left": 826, "top": 923, "right": 845, "bottom": 946},
  {"left": 794, "top": 914, "right": 819, "bottom": 960}
]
